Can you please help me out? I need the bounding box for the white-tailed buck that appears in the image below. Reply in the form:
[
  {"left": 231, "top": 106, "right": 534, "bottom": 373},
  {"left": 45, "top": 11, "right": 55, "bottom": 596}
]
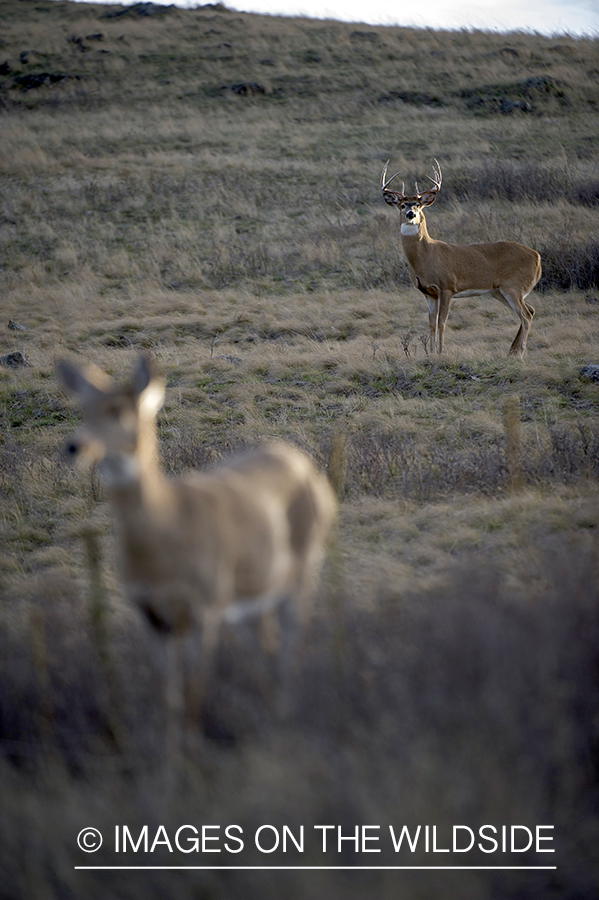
[
  {"left": 57, "top": 355, "right": 336, "bottom": 722},
  {"left": 381, "top": 159, "right": 542, "bottom": 358}
]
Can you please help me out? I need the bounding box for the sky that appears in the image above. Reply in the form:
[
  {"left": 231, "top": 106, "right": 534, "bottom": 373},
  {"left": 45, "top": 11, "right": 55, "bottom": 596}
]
[
  {"left": 98, "top": 0, "right": 599, "bottom": 37},
  {"left": 220, "top": 0, "right": 599, "bottom": 37}
]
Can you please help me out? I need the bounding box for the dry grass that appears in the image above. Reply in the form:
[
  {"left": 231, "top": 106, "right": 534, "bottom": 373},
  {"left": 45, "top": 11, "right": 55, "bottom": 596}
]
[{"left": 1, "top": 2, "right": 599, "bottom": 898}]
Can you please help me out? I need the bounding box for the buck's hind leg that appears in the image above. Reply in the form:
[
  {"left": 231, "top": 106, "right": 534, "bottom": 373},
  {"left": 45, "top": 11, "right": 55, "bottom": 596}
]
[
  {"left": 512, "top": 299, "right": 535, "bottom": 357},
  {"left": 492, "top": 288, "right": 534, "bottom": 358}
]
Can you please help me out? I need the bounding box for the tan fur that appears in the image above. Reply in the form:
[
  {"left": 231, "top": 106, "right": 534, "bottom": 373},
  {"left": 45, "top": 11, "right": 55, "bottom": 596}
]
[
  {"left": 57, "top": 355, "right": 336, "bottom": 714},
  {"left": 381, "top": 160, "right": 542, "bottom": 358}
]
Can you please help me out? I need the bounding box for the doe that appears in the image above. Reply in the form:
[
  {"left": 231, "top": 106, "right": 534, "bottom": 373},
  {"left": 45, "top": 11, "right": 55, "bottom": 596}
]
[{"left": 57, "top": 354, "right": 336, "bottom": 721}]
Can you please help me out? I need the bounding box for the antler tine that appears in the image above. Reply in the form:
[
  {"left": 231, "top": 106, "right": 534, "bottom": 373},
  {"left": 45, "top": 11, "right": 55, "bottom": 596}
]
[
  {"left": 381, "top": 159, "right": 404, "bottom": 194},
  {"left": 381, "top": 159, "right": 389, "bottom": 187},
  {"left": 426, "top": 157, "right": 442, "bottom": 192}
]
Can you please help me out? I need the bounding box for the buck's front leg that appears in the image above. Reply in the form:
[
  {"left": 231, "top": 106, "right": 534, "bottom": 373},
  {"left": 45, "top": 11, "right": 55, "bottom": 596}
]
[
  {"left": 437, "top": 290, "right": 453, "bottom": 355},
  {"left": 425, "top": 295, "right": 439, "bottom": 354},
  {"left": 416, "top": 280, "right": 441, "bottom": 355}
]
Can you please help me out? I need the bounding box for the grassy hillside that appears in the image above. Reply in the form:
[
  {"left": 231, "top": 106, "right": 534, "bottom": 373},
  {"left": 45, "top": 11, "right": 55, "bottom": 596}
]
[{"left": 1, "top": 2, "right": 599, "bottom": 898}]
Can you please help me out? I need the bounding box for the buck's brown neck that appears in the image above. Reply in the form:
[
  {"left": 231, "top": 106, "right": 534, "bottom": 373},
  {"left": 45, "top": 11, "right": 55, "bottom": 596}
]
[{"left": 400, "top": 215, "right": 435, "bottom": 267}]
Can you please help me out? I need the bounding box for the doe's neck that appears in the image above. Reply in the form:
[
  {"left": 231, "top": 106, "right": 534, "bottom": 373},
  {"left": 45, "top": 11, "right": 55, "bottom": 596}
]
[{"left": 107, "top": 418, "right": 172, "bottom": 513}]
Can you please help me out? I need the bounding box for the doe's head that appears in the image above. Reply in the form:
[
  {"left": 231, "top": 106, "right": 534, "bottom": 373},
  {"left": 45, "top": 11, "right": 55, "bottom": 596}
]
[{"left": 57, "top": 355, "right": 165, "bottom": 481}]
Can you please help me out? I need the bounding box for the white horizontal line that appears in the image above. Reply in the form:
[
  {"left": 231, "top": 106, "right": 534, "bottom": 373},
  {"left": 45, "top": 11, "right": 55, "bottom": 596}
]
[{"left": 74, "top": 865, "right": 557, "bottom": 871}]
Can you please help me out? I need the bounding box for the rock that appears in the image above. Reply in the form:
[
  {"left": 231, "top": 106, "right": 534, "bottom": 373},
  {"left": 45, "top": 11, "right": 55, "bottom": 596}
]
[
  {"left": 13, "top": 72, "right": 70, "bottom": 91},
  {"left": 101, "top": 3, "right": 174, "bottom": 19},
  {"left": 579, "top": 364, "right": 599, "bottom": 383},
  {"left": 0, "top": 351, "right": 30, "bottom": 368},
  {"left": 379, "top": 89, "right": 445, "bottom": 107},
  {"left": 231, "top": 82, "right": 266, "bottom": 96},
  {"left": 500, "top": 99, "right": 532, "bottom": 114}
]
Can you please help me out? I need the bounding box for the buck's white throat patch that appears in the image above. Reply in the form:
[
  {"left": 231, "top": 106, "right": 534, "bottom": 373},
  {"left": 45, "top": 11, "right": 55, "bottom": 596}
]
[{"left": 401, "top": 223, "right": 419, "bottom": 236}]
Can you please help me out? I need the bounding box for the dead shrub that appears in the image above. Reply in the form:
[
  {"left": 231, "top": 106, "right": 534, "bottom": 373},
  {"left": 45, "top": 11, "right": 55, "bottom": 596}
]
[
  {"left": 539, "top": 237, "right": 599, "bottom": 291},
  {"left": 342, "top": 423, "right": 599, "bottom": 501},
  {"left": 1, "top": 546, "right": 598, "bottom": 897}
]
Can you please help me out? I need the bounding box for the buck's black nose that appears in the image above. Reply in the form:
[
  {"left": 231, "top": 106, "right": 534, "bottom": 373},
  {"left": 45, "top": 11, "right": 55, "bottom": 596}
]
[{"left": 66, "top": 441, "right": 78, "bottom": 456}]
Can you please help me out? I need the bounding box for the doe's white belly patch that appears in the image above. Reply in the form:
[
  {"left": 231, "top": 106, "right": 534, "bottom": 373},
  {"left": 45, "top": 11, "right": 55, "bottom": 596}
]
[{"left": 223, "top": 590, "right": 285, "bottom": 624}]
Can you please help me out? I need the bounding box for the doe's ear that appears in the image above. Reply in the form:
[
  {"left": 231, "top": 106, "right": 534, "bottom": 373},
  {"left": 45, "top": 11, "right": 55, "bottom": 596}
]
[
  {"left": 134, "top": 355, "right": 165, "bottom": 416},
  {"left": 132, "top": 354, "right": 154, "bottom": 395},
  {"left": 419, "top": 190, "right": 438, "bottom": 208},
  {"left": 138, "top": 380, "right": 165, "bottom": 417},
  {"left": 56, "top": 359, "right": 105, "bottom": 400}
]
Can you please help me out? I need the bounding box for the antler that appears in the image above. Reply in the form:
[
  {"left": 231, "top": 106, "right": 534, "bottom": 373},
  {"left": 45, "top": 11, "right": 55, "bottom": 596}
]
[
  {"left": 383, "top": 159, "right": 441, "bottom": 199},
  {"left": 415, "top": 159, "right": 442, "bottom": 196},
  {"left": 427, "top": 158, "right": 442, "bottom": 192},
  {"left": 381, "top": 160, "right": 405, "bottom": 198}
]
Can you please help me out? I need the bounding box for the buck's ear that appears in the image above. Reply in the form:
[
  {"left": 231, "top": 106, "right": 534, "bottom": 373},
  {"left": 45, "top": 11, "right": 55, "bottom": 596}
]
[
  {"left": 419, "top": 190, "right": 438, "bottom": 208},
  {"left": 134, "top": 355, "right": 165, "bottom": 415},
  {"left": 56, "top": 359, "right": 106, "bottom": 400},
  {"left": 383, "top": 191, "right": 402, "bottom": 208}
]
